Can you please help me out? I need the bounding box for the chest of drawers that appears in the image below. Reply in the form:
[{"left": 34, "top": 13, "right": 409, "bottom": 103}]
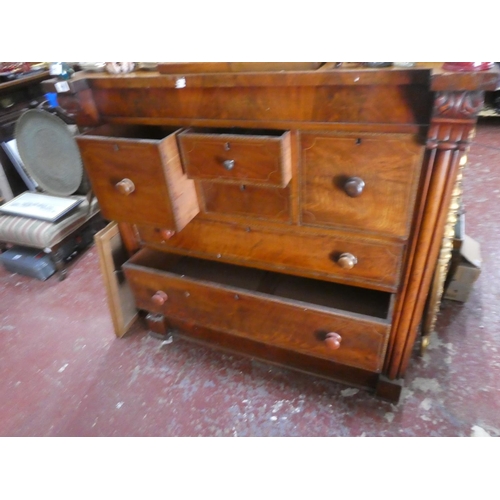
[{"left": 57, "top": 64, "right": 499, "bottom": 402}]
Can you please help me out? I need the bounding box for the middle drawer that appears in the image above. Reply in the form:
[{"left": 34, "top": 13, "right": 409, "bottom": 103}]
[
  {"left": 177, "top": 128, "right": 292, "bottom": 187},
  {"left": 135, "top": 219, "right": 404, "bottom": 293}
]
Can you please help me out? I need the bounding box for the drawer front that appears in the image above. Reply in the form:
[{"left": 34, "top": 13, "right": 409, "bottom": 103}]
[
  {"left": 301, "top": 132, "right": 424, "bottom": 238},
  {"left": 77, "top": 132, "right": 199, "bottom": 230},
  {"left": 199, "top": 181, "right": 291, "bottom": 222},
  {"left": 178, "top": 129, "right": 292, "bottom": 187},
  {"left": 135, "top": 219, "right": 404, "bottom": 292},
  {"left": 123, "top": 257, "right": 390, "bottom": 373}
]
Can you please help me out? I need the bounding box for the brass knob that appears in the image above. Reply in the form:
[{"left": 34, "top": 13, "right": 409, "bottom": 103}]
[
  {"left": 151, "top": 291, "right": 168, "bottom": 306},
  {"left": 222, "top": 159, "right": 235, "bottom": 171},
  {"left": 337, "top": 253, "right": 358, "bottom": 270},
  {"left": 325, "top": 332, "right": 342, "bottom": 351},
  {"left": 344, "top": 177, "right": 365, "bottom": 197},
  {"left": 115, "top": 178, "right": 135, "bottom": 195}
]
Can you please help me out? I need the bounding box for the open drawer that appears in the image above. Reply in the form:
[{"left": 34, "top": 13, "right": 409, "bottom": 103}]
[
  {"left": 177, "top": 128, "right": 292, "bottom": 187},
  {"left": 123, "top": 249, "right": 393, "bottom": 372},
  {"left": 76, "top": 125, "right": 199, "bottom": 231}
]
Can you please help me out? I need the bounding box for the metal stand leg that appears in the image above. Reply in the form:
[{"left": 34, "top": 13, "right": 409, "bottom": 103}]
[{"left": 47, "top": 249, "right": 67, "bottom": 281}]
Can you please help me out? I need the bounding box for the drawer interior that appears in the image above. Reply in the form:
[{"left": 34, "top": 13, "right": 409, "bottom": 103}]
[
  {"left": 81, "top": 124, "right": 181, "bottom": 140},
  {"left": 180, "top": 127, "right": 287, "bottom": 138},
  {"left": 127, "top": 249, "right": 392, "bottom": 321}
]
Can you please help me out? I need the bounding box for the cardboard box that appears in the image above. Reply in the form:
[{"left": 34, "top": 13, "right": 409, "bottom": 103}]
[{"left": 444, "top": 234, "right": 482, "bottom": 302}]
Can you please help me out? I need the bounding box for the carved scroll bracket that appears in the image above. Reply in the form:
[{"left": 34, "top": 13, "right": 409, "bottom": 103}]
[
  {"left": 433, "top": 91, "right": 484, "bottom": 119},
  {"left": 426, "top": 91, "right": 484, "bottom": 151}
]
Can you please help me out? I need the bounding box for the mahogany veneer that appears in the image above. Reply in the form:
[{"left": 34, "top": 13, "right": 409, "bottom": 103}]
[{"left": 57, "top": 64, "right": 500, "bottom": 402}]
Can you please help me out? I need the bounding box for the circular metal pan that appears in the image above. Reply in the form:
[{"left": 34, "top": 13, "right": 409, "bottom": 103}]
[{"left": 15, "top": 109, "right": 83, "bottom": 196}]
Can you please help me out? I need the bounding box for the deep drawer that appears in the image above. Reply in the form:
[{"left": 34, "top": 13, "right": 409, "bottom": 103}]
[
  {"left": 123, "top": 249, "right": 392, "bottom": 373},
  {"left": 135, "top": 219, "right": 404, "bottom": 293},
  {"left": 177, "top": 128, "right": 292, "bottom": 187},
  {"left": 76, "top": 125, "right": 199, "bottom": 231},
  {"left": 300, "top": 132, "right": 424, "bottom": 238}
]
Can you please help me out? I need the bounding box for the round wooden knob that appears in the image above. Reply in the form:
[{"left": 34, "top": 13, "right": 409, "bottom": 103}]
[
  {"left": 151, "top": 291, "right": 168, "bottom": 306},
  {"left": 344, "top": 177, "right": 365, "bottom": 197},
  {"left": 325, "top": 332, "right": 342, "bottom": 351},
  {"left": 160, "top": 229, "right": 175, "bottom": 240},
  {"left": 115, "top": 178, "right": 135, "bottom": 195},
  {"left": 337, "top": 253, "right": 358, "bottom": 270}
]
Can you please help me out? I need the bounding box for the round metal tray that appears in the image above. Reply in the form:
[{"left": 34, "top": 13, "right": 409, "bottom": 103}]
[{"left": 15, "top": 109, "right": 83, "bottom": 196}]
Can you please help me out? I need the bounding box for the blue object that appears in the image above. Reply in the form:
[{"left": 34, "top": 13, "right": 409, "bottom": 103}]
[
  {"left": 45, "top": 93, "right": 59, "bottom": 108},
  {"left": 0, "top": 246, "right": 55, "bottom": 280}
]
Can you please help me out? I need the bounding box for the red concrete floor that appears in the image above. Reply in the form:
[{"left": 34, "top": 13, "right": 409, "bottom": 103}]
[{"left": 1, "top": 119, "right": 499, "bottom": 437}]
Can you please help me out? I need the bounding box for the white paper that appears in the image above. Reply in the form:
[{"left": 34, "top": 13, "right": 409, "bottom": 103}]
[
  {"left": 55, "top": 81, "right": 70, "bottom": 93},
  {"left": 0, "top": 192, "right": 82, "bottom": 222}
]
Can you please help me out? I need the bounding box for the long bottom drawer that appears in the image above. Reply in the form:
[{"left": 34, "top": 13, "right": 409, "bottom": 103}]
[{"left": 123, "top": 249, "right": 393, "bottom": 373}]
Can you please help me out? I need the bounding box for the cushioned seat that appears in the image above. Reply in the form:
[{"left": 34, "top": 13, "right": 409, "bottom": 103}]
[
  {"left": 0, "top": 196, "right": 99, "bottom": 249},
  {"left": 0, "top": 195, "right": 102, "bottom": 280}
]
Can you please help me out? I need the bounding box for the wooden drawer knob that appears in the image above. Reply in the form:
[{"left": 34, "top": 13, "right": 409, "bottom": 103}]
[
  {"left": 222, "top": 159, "right": 235, "bottom": 171},
  {"left": 325, "top": 332, "right": 342, "bottom": 351},
  {"left": 151, "top": 291, "right": 168, "bottom": 306},
  {"left": 160, "top": 229, "right": 175, "bottom": 240},
  {"left": 344, "top": 177, "right": 365, "bottom": 197},
  {"left": 115, "top": 178, "right": 135, "bottom": 195},
  {"left": 337, "top": 253, "right": 358, "bottom": 270}
]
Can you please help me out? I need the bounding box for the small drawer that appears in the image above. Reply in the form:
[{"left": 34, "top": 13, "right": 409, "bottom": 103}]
[
  {"left": 199, "top": 181, "right": 291, "bottom": 222},
  {"left": 76, "top": 125, "right": 199, "bottom": 231},
  {"left": 135, "top": 219, "right": 404, "bottom": 293},
  {"left": 301, "top": 132, "right": 424, "bottom": 238},
  {"left": 177, "top": 128, "right": 292, "bottom": 187},
  {"left": 123, "top": 249, "right": 392, "bottom": 372}
]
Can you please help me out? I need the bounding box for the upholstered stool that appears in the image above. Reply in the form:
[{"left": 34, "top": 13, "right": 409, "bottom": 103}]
[{"left": 0, "top": 196, "right": 102, "bottom": 280}]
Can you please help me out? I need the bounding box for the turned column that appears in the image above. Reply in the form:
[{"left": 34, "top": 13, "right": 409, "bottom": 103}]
[
  {"left": 420, "top": 153, "right": 466, "bottom": 352},
  {"left": 384, "top": 91, "right": 484, "bottom": 379}
]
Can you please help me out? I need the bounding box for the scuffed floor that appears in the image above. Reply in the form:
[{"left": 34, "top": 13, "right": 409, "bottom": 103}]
[{"left": 0, "top": 120, "right": 499, "bottom": 437}]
